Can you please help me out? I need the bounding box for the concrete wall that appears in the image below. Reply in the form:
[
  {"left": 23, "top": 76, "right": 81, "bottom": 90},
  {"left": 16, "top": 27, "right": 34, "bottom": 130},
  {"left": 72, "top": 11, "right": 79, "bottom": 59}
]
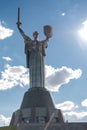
[
  {"left": 16, "top": 123, "right": 87, "bottom": 130},
  {"left": 0, "top": 123, "right": 87, "bottom": 130},
  {"left": 10, "top": 107, "right": 64, "bottom": 126}
]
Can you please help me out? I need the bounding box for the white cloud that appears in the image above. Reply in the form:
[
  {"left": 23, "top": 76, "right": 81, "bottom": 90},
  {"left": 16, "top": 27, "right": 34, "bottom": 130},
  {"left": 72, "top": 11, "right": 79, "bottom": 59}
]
[
  {"left": 0, "top": 21, "right": 14, "bottom": 40},
  {"left": 45, "top": 65, "right": 82, "bottom": 91},
  {"left": 55, "top": 100, "right": 87, "bottom": 122},
  {"left": 64, "top": 111, "right": 87, "bottom": 122},
  {"left": 0, "top": 114, "right": 11, "bottom": 126},
  {"left": 2, "top": 56, "right": 12, "bottom": 61},
  {"left": 56, "top": 101, "right": 87, "bottom": 122},
  {"left": 0, "top": 64, "right": 29, "bottom": 90},
  {"left": 55, "top": 101, "right": 78, "bottom": 111},
  {"left": 81, "top": 99, "right": 87, "bottom": 107},
  {"left": 0, "top": 64, "right": 82, "bottom": 91}
]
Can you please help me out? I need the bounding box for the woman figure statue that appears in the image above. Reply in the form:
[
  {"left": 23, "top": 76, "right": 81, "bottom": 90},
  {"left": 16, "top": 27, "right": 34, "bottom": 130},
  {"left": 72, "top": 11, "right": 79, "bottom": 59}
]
[{"left": 16, "top": 8, "right": 53, "bottom": 88}]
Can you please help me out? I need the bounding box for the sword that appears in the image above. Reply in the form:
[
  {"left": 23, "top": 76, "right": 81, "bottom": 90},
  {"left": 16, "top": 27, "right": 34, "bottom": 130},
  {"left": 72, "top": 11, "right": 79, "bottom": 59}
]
[{"left": 16, "top": 8, "right": 22, "bottom": 27}]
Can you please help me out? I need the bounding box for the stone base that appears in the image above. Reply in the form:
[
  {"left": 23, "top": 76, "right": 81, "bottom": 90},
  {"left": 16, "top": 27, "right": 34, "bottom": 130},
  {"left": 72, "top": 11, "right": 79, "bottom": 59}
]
[
  {"left": 10, "top": 87, "right": 64, "bottom": 126},
  {"left": 3, "top": 123, "right": 87, "bottom": 130}
]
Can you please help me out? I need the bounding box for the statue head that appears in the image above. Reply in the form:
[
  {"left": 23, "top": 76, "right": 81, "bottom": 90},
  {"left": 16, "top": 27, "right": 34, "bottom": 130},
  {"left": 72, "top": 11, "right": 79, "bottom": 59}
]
[{"left": 33, "top": 31, "right": 39, "bottom": 39}]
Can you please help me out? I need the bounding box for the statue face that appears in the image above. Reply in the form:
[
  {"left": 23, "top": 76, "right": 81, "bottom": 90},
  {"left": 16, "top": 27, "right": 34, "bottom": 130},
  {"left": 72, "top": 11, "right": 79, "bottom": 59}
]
[
  {"left": 33, "top": 34, "right": 39, "bottom": 39},
  {"left": 33, "top": 31, "right": 39, "bottom": 39}
]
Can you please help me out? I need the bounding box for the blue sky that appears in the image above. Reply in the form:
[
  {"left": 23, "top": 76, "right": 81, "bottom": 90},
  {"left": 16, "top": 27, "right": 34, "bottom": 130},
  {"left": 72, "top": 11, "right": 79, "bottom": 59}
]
[{"left": 0, "top": 0, "right": 87, "bottom": 126}]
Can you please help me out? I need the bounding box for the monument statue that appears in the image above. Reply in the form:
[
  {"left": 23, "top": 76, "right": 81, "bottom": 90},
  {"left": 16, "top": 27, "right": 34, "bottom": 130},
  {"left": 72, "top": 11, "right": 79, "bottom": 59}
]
[
  {"left": 16, "top": 8, "right": 53, "bottom": 88},
  {"left": 9, "top": 8, "right": 87, "bottom": 130}
]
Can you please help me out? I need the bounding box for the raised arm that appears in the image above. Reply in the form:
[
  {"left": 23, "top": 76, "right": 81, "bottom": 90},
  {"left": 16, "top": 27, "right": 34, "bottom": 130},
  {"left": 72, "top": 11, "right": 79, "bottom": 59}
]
[
  {"left": 17, "top": 25, "right": 30, "bottom": 40},
  {"left": 16, "top": 7, "right": 31, "bottom": 41}
]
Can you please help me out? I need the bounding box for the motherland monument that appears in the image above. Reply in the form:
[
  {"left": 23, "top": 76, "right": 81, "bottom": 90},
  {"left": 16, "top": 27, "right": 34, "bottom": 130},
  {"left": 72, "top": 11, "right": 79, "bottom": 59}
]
[
  {"left": 10, "top": 7, "right": 64, "bottom": 128},
  {"left": 9, "top": 8, "right": 87, "bottom": 130}
]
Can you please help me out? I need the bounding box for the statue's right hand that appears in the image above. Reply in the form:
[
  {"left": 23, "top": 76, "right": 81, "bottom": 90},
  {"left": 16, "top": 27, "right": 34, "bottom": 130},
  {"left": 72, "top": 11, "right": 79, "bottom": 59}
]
[{"left": 16, "top": 22, "right": 21, "bottom": 28}]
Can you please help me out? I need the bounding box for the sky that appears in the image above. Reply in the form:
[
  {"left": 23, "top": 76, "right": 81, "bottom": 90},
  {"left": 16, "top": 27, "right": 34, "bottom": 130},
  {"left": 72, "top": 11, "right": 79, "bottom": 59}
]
[{"left": 0, "top": 0, "right": 87, "bottom": 126}]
